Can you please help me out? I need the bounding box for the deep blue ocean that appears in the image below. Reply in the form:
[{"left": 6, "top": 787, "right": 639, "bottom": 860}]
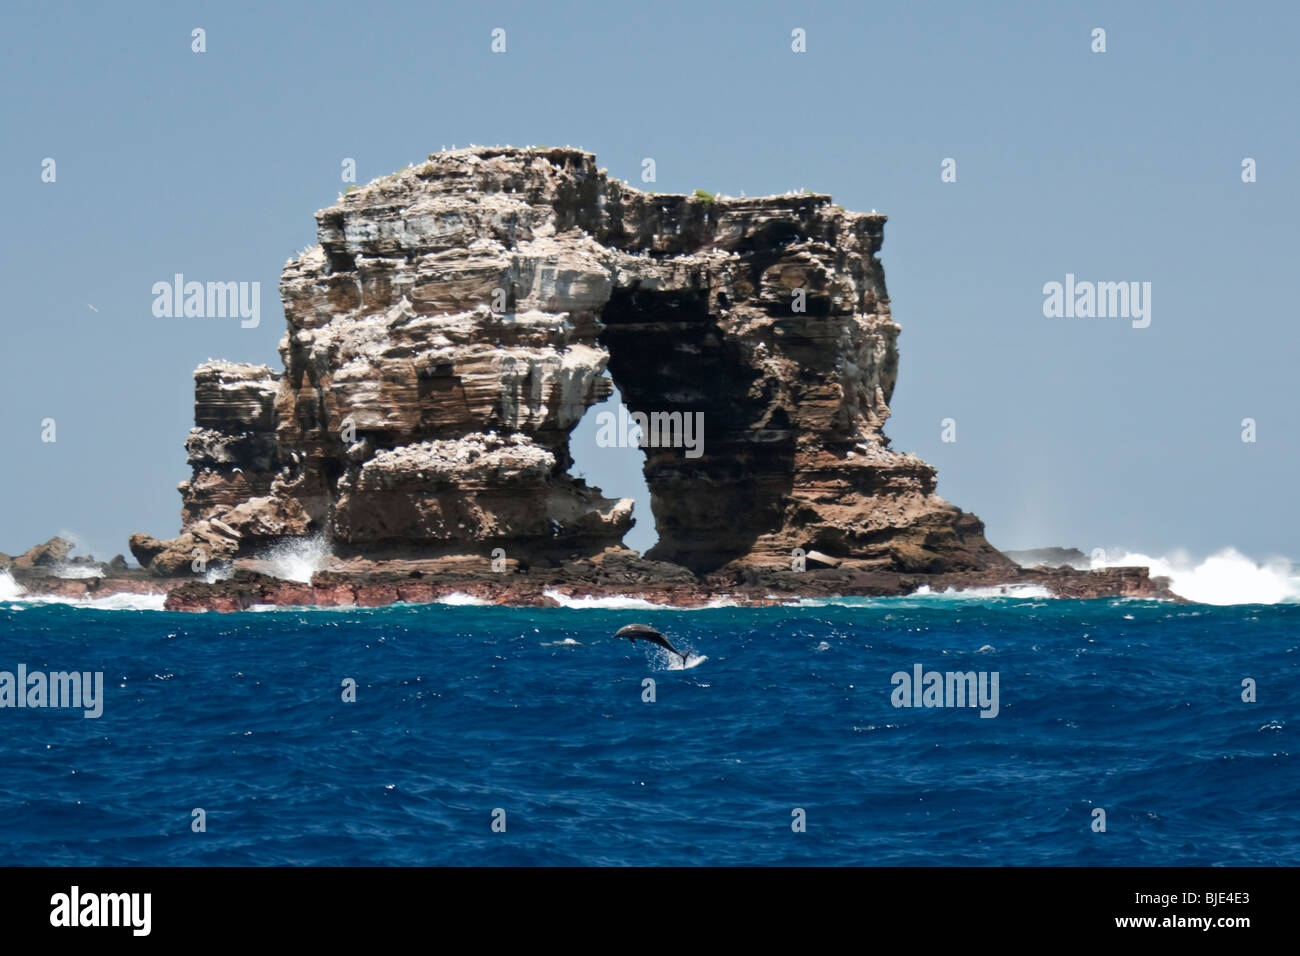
[{"left": 0, "top": 595, "right": 1295, "bottom": 866}]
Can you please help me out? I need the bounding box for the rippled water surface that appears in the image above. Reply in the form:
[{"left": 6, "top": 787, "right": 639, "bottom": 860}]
[{"left": 0, "top": 597, "right": 1295, "bottom": 865}]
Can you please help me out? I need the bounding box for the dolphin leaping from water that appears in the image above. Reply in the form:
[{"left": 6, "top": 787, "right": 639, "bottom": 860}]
[{"left": 614, "top": 624, "right": 688, "bottom": 665}]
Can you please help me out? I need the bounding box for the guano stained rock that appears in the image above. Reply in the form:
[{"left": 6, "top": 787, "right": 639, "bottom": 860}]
[{"left": 121, "top": 146, "right": 1161, "bottom": 609}]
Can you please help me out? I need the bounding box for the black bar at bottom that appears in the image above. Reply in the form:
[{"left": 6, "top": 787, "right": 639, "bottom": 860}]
[{"left": 0, "top": 866, "right": 1281, "bottom": 941}]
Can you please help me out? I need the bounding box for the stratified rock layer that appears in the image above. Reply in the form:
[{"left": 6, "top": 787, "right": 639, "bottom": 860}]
[{"left": 133, "top": 146, "right": 1011, "bottom": 578}]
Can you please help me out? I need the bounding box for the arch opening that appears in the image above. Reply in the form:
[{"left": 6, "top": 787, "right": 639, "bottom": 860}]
[
  {"left": 569, "top": 379, "right": 657, "bottom": 554},
  {"left": 594, "top": 285, "right": 796, "bottom": 573}
]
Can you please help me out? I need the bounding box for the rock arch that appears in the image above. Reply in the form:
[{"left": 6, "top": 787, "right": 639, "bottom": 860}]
[{"left": 131, "top": 147, "right": 1008, "bottom": 577}]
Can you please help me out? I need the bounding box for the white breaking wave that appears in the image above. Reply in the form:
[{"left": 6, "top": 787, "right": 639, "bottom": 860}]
[
  {"left": 541, "top": 589, "right": 737, "bottom": 610},
  {"left": 436, "top": 592, "right": 491, "bottom": 606},
  {"left": 793, "top": 585, "right": 1054, "bottom": 608},
  {"left": 911, "top": 584, "right": 1055, "bottom": 600},
  {"left": 4, "top": 590, "right": 168, "bottom": 611},
  {"left": 0, "top": 571, "right": 26, "bottom": 601},
  {"left": 61, "top": 592, "right": 168, "bottom": 611},
  {"left": 261, "top": 535, "right": 331, "bottom": 583},
  {"left": 1092, "top": 547, "right": 1300, "bottom": 605},
  {"left": 1, "top": 568, "right": 165, "bottom": 610}
]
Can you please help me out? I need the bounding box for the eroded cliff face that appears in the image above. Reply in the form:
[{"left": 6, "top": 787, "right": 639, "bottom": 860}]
[{"left": 132, "top": 146, "right": 1010, "bottom": 577}]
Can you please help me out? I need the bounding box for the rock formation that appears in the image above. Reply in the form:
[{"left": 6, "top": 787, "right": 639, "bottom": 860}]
[
  {"left": 8, "top": 536, "right": 74, "bottom": 570},
  {"left": 131, "top": 146, "right": 1014, "bottom": 584},
  {"left": 1, "top": 536, "right": 162, "bottom": 602}
]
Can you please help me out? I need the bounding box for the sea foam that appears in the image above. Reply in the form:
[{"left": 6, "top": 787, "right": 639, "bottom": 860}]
[
  {"left": 542, "top": 589, "right": 737, "bottom": 610},
  {"left": 0, "top": 571, "right": 25, "bottom": 601},
  {"left": 0, "top": 569, "right": 166, "bottom": 610},
  {"left": 260, "top": 534, "right": 331, "bottom": 583},
  {"left": 1092, "top": 547, "right": 1300, "bottom": 606}
]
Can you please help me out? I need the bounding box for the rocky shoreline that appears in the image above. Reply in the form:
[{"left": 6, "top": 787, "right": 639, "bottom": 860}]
[
  {"left": 0, "top": 538, "right": 168, "bottom": 602},
  {"left": 3, "top": 538, "right": 1177, "bottom": 611},
  {"left": 159, "top": 561, "right": 1174, "bottom": 613}
]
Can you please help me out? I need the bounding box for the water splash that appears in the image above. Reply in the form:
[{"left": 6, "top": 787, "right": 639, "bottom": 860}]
[
  {"left": 0, "top": 571, "right": 25, "bottom": 601},
  {"left": 54, "top": 564, "right": 105, "bottom": 579},
  {"left": 1093, "top": 547, "right": 1300, "bottom": 605},
  {"left": 542, "top": 589, "right": 736, "bottom": 610},
  {"left": 261, "top": 535, "right": 332, "bottom": 583},
  {"left": 203, "top": 565, "right": 235, "bottom": 584},
  {"left": 645, "top": 644, "right": 705, "bottom": 670},
  {"left": 437, "top": 592, "right": 491, "bottom": 606},
  {"left": 911, "top": 584, "right": 1055, "bottom": 600}
]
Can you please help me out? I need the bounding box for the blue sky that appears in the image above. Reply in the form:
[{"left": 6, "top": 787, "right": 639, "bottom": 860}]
[{"left": 2, "top": 0, "right": 1296, "bottom": 562}]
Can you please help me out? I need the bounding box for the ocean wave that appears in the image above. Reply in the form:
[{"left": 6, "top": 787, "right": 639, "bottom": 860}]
[
  {"left": 541, "top": 589, "right": 737, "bottom": 610},
  {"left": 1093, "top": 547, "right": 1300, "bottom": 606},
  {"left": 65, "top": 592, "right": 169, "bottom": 611},
  {"left": 5, "top": 592, "right": 167, "bottom": 612},
  {"left": 227, "top": 594, "right": 491, "bottom": 612},
  {"left": 0, "top": 570, "right": 167, "bottom": 611},
  {"left": 911, "top": 584, "right": 1056, "bottom": 600},
  {"left": 0, "top": 571, "right": 23, "bottom": 601},
  {"left": 436, "top": 592, "right": 491, "bottom": 606},
  {"left": 792, "top": 585, "right": 1054, "bottom": 608}
]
